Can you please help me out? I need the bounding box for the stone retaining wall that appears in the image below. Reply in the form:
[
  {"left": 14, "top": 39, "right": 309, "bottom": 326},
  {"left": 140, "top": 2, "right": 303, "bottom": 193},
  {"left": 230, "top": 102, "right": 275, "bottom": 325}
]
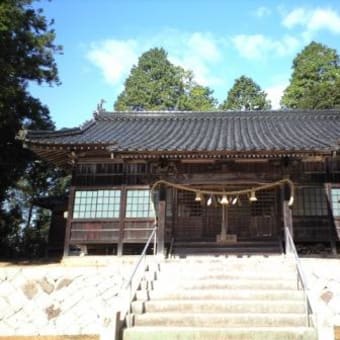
[{"left": 0, "top": 259, "right": 134, "bottom": 336}]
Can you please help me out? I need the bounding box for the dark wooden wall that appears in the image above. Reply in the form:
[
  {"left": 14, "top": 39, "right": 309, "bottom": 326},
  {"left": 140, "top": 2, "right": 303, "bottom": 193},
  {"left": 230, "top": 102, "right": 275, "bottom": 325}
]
[{"left": 63, "top": 156, "right": 340, "bottom": 252}]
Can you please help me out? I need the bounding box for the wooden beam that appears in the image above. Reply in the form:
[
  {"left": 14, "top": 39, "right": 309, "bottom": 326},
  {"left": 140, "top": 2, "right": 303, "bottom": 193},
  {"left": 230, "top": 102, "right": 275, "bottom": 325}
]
[
  {"left": 234, "top": 159, "right": 268, "bottom": 163},
  {"left": 181, "top": 159, "right": 215, "bottom": 164}
]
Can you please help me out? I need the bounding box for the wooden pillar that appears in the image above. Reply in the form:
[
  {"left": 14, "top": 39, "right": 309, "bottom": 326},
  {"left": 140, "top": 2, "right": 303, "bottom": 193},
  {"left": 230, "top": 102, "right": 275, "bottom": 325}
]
[
  {"left": 63, "top": 187, "right": 75, "bottom": 257},
  {"left": 324, "top": 183, "right": 338, "bottom": 255},
  {"left": 221, "top": 205, "right": 228, "bottom": 238},
  {"left": 283, "top": 200, "right": 293, "bottom": 235},
  {"left": 157, "top": 201, "right": 166, "bottom": 256},
  {"left": 283, "top": 200, "right": 293, "bottom": 253},
  {"left": 117, "top": 187, "right": 126, "bottom": 256}
]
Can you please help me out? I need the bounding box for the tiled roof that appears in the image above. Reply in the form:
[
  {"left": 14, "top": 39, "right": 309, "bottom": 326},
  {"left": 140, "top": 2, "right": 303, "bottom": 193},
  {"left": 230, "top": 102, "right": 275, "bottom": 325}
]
[{"left": 25, "top": 110, "right": 340, "bottom": 154}]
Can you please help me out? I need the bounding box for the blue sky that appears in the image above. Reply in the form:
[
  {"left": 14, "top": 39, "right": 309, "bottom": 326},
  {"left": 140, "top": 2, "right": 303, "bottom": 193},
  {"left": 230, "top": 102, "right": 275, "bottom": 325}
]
[{"left": 30, "top": 0, "right": 340, "bottom": 129}]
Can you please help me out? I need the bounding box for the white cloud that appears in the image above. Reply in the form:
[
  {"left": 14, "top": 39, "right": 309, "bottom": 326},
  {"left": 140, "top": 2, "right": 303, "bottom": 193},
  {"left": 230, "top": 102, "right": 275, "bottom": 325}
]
[
  {"left": 86, "top": 32, "right": 225, "bottom": 88},
  {"left": 255, "top": 6, "right": 271, "bottom": 18},
  {"left": 87, "top": 39, "right": 138, "bottom": 85},
  {"left": 167, "top": 32, "right": 224, "bottom": 86},
  {"left": 308, "top": 8, "right": 340, "bottom": 34},
  {"left": 232, "top": 34, "right": 300, "bottom": 60},
  {"left": 187, "top": 33, "right": 221, "bottom": 62},
  {"left": 274, "top": 36, "right": 300, "bottom": 56},
  {"left": 282, "top": 8, "right": 306, "bottom": 28},
  {"left": 265, "top": 83, "right": 287, "bottom": 109},
  {"left": 232, "top": 34, "right": 267, "bottom": 59},
  {"left": 282, "top": 8, "right": 340, "bottom": 34}
]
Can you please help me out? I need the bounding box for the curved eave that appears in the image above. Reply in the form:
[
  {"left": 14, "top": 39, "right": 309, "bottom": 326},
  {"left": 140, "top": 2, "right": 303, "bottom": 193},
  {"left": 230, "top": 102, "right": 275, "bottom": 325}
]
[
  {"left": 116, "top": 149, "right": 333, "bottom": 160},
  {"left": 26, "top": 140, "right": 334, "bottom": 166},
  {"left": 26, "top": 142, "right": 112, "bottom": 167}
]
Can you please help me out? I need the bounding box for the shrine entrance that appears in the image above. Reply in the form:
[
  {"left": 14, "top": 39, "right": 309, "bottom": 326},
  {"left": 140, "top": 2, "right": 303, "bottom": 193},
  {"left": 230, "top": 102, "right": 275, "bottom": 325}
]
[{"left": 173, "top": 187, "right": 281, "bottom": 242}]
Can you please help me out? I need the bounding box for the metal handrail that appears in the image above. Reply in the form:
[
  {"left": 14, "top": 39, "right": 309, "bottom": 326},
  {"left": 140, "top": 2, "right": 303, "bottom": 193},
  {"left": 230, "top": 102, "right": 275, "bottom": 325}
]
[
  {"left": 285, "top": 227, "right": 317, "bottom": 328},
  {"left": 120, "top": 225, "right": 157, "bottom": 322}
]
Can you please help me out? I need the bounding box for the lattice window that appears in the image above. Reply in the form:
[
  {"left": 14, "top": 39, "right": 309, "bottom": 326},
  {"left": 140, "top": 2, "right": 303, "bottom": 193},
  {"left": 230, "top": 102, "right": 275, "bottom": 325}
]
[
  {"left": 331, "top": 188, "right": 340, "bottom": 217},
  {"left": 96, "top": 163, "right": 123, "bottom": 174},
  {"left": 303, "top": 161, "right": 325, "bottom": 173},
  {"left": 251, "top": 190, "right": 276, "bottom": 216},
  {"left": 126, "top": 190, "right": 155, "bottom": 218},
  {"left": 76, "top": 164, "right": 96, "bottom": 175},
  {"left": 177, "top": 190, "right": 202, "bottom": 217},
  {"left": 293, "top": 187, "right": 327, "bottom": 216},
  {"left": 73, "top": 190, "right": 121, "bottom": 219},
  {"left": 126, "top": 163, "right": 147, "bottom": 174}
]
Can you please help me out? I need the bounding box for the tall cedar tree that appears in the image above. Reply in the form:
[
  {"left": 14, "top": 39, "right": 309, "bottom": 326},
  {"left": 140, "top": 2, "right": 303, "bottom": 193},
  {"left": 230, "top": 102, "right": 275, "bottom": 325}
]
[
  {"left": 281, "top": 41, "right": 340, "bottom": 109},
  {"left": 0, "top": 0, "right": 62, "bottom": 256},
  {"left": 179, "top": 70, "right": 217, "bottom": 111},
  {"left": 114, "top": 48, "right": 217, "bottom": 111},
  {"left": 220, "top": 76, "right": 271, "bottom": 111}
]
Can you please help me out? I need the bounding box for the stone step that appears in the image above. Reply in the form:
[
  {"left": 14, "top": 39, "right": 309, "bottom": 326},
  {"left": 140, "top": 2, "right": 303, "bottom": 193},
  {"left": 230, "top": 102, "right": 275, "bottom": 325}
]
[
  {"left": 131, "top": 300, "right": 306, "bottom": 314},
  {"left": 172, "top": 241, "right": 282, "bottom": 254},
  {"left": 132, "top": 312, "right": 308, "bottom": 327},
  {"left": 158, "top": 270, "right": 297, "bottom": 281},
  {"left": 173, "top": 247, "right": 282, "bottom": 255},
  {"left": 161, "top": 261, "right": 296, "bottom": 272},
  {"left": 136, "top": 288, "right": 305, "bottom": 301},
  {"left": 174, "top": 241, "right": 281, "bottom": 246},
  {"left": 124, "top": 256, "right": 314, "bottom": 340},
  {"left": 154, "top": 278, "right": 298, "bottom": 290},
  {"left": 162, "top": 256, "right": 291, "bottom": 264},
  {"left": 124, "top": 326, "right": 317, "bottom": 340}
]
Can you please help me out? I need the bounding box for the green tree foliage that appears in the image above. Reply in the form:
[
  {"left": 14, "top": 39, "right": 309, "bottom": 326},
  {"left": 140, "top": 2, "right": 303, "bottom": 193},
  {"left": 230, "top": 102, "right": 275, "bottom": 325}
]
[
  {"left": 179, "top": 71, "right": 217, "bottom": 111},
  {"left": 114, "top": 48, "right": 183, "bottom": 111},
  {"left": 220, "top": 76, "right": 271, "bottom": 111},
  {"left": 281, "top": 41, "right": 340, "bottom": 109},
  {"left": 114, "top": 48, "right": 217, "bottom": 111},
  {"left": 1, "top": 160, "right": 70, "bottom": 258},
  {"left": 0, "top": 0, "right": 61, "bottom": 200},
  {"left": 0, "top": 0, "right": 63, "bottom": 257}
]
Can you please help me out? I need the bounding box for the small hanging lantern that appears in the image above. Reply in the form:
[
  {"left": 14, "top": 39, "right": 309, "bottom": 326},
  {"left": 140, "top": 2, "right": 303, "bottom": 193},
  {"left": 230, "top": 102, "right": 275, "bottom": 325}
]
[
  {"left": 195, "top": 192, "right": 203, "bottom": 202},
  {"left": 249, "top": 190, "right": 258, "bottom": 202},
  {"left": 231, "top": 196, "right": 238, "bottom": 205},
  {"left": 220, "top": 194, "right": 229, "bottom": 205},
  {"left": 288, "top": 195, "right": 294, "bottom": 207},
  {"left": 207, "top": 195, "right": 213, "bottom": 206}
]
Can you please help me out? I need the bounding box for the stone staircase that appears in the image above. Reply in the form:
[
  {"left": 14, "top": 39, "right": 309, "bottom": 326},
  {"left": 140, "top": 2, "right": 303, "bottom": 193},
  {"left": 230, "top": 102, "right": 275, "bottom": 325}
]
[
  {"left": 172, "top": 241, "right": 283, "bottom": 256},
  {"left": 123, "top": 256, "right": 317, "bottom": 340}
]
